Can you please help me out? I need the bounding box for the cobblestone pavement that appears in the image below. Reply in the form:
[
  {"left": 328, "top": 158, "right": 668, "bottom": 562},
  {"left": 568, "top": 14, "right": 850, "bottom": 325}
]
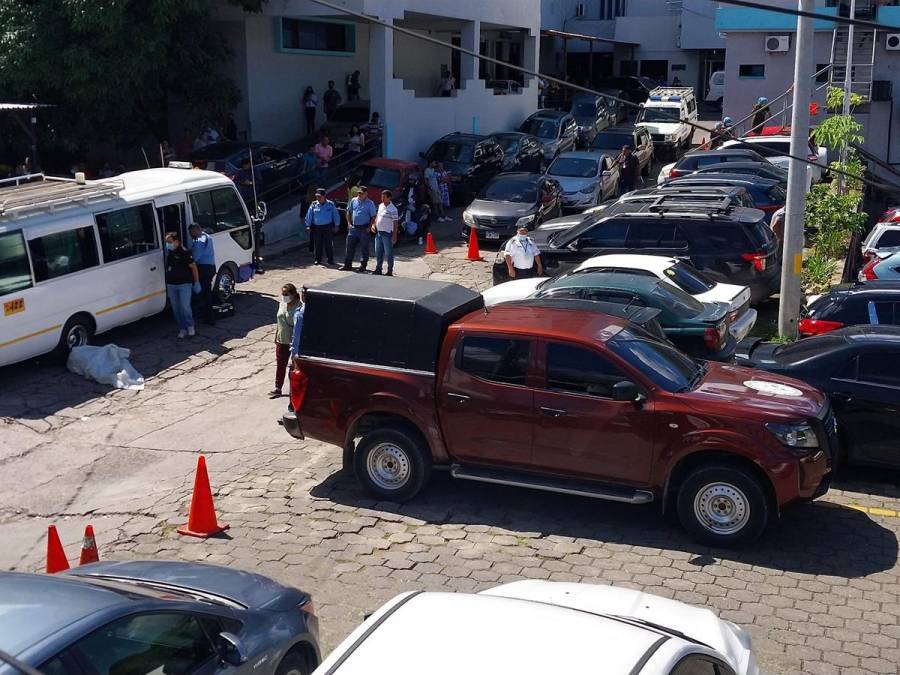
[{"left": 3, "top": 218, "right": 900, "bottom": 674}]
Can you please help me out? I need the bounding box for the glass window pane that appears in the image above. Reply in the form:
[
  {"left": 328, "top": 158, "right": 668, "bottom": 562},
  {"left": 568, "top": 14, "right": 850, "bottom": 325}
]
[
  {"left": 28, "top": 227, "right": 99, "bottom": 282},
  {"left": 95, "top": 205, "right": 157, "bottom": 262},
  {"left": 0, "top": 230, "right": 33, "bottom": 296},
  {"left": 878, "top": 230, "right": 900, "bottom": 248},
  {"left": 459, "top": 337, "right": 529, "bottom": 385},
  {"left": 858, "top": 351, "right": 900, "bottom": 386},
  {"left": 210, "top": 188, "right": 249, "bottom": 232},
  {"left": 72, "top": 612, "right": 215, "bottom": 675},
  {"left": 189, "top": 191, "right": 216, "bottom": 232},
  {"left": 547, "top": 343, "right": 627, "bottom": 397},
  {"left": 583, "top": 221, "right": 627, "bottom": 247}
]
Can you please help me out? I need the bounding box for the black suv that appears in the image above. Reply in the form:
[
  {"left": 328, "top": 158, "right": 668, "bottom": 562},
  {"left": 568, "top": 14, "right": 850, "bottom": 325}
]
[
  {"left": 420, "top": 133, "right": 504, "bottom": 204},
  {"left": 800, "top": 281, "right": 900, "bottom": 336},
  {"left": 493, "top": 200, "right": 781, "bottom": 303}
]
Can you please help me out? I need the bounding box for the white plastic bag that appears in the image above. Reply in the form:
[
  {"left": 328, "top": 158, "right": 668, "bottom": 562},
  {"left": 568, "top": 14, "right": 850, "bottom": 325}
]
[{"left": 67, "top": 344, "right": 145, "bottom": 390}]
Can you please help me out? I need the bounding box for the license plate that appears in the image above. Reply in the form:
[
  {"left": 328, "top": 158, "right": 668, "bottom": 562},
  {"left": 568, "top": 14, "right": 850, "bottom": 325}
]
[{"left": 485, "top": 231, "right": 500, "bottom": 240}]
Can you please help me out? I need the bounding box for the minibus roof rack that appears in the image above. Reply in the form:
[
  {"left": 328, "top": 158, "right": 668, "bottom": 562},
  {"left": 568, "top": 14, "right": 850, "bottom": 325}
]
[{"left": 0, "top": 173, "right": 125, "bottom": 220}]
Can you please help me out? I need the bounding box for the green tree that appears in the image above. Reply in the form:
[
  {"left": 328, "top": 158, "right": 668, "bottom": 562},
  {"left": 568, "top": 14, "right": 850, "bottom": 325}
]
[{"left": 0, "top": 0, "right": 262, "bottom": 159}]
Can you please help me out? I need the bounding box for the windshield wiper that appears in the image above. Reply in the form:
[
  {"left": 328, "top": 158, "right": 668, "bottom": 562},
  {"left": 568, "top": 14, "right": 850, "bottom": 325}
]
[
  {"left": 681, "top": 363, "right": 707, "bottom": 392},
  {"left": 610, "top": 616, "right": 711, "bottom": 648}
]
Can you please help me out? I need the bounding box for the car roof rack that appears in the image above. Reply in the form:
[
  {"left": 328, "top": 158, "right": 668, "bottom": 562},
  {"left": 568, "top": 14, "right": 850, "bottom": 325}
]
[
  {"left": 647, "top": 87, "right": 693, "bottom": 102},
  {"left": 647, "top": 194, "right": 734, "bottom": 215},
  {"left": 0, "top": 173, "right": 125, "bottom": 220}
]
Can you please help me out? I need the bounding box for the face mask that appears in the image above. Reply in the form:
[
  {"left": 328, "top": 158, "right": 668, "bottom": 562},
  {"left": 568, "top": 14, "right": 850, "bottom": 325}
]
[
  {"left": 165, "top": 243, "right": 176, "bottom": 251},
  {"left": 517, "top": 234, "right": 528, "bottom": 242},
  {"left": 282, "top": 295, "right": 293, "bottom": 304}
]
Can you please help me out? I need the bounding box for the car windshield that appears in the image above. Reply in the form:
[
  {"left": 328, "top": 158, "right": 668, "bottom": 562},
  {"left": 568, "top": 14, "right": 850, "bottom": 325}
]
[
  {"left": 571, "top": 100, "right": 598, "bottom": 117},
  {"left": 330, "top": 107, "right": 369, "bottom": 123},
  {"left": 493, "top": 136, "right": 519, "bottom": 152},
  {"left": 549, "top": 157, "right": 599, "bottom": 178},
  {"left": 650, "top": 283, "right": 705, "bottom": 317},
  {"left": 592, "top": 132, "right": 630, "bottom": 149},
  {"left": 773, "top": 334, "right": 845, "bottom": 362},
  {"left": 481, "top": 179, "right": 538, "bottom": 203},
  {"left": 358, "top": 166, "right": 401, "bottom": 187},
  {"left": 663, "top": 262, "right": 717, "bottom": 294},
  {"left": 521, "top": 118, "right": 559, "bottom": 139},
  {"left": 608, "top": 326, "right": 704, "bottom": 392},
  {"left": 638, "top": 108, "right": 682, "bottom": 123},
  {"left": 428, "top": 141, "right": 473, "bottom": 163}
]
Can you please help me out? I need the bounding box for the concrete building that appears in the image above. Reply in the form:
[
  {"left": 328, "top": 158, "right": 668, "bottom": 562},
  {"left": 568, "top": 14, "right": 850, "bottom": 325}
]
[{"left": 210, "top": 0, "right": 539, "bottom": 160}]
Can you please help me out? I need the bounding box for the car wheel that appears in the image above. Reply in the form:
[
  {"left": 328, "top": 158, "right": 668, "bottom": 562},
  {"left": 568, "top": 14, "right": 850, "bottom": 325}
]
[
  {"left": 54, "top": 314, "right": 95, "bottom": 361},
  {"left": 215, "top": 264, "right": 237, "bottom": 303},
  {"left": 676, "top": 463, "right": 769, "bottom": 547},
  {"left": 354, "top": 427, "right": 432, "bottom": 501},
  {"left": 275, "top": 650, "right": 311, "bottom": 675}
]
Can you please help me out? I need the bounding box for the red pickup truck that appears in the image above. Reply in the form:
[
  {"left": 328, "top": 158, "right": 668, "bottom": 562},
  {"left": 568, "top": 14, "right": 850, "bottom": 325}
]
[{"left": 283, "top": 277, "right": 834, "bottom": 546}]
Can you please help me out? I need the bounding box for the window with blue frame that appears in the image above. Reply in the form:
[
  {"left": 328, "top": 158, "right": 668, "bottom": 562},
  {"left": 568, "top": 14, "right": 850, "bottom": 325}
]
[{"left": 280, "top": 17, "right": 355, "bottom": 54}]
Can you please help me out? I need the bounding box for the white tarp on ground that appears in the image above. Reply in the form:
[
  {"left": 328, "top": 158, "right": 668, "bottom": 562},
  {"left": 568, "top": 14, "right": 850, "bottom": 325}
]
[{"left": 67, "top": 345, "right": 145, "bottom": 390}]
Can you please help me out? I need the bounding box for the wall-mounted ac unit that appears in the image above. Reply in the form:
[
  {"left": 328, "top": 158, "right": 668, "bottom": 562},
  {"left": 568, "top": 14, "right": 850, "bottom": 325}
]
[
  {"left": 886, "top": 33, "right": 900, "bottom": 50},
  {"left": 765, "top": 35, "right": 790, "bottom": 52}
]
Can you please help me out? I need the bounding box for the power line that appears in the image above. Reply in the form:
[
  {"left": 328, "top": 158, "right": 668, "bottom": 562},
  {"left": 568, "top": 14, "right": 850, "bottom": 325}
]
[
  {"left": 718, "top": 0, "right": 898, "bottom": 32},
  {"left": 305, "top": 0, "right": 898, "bottom": 194}
]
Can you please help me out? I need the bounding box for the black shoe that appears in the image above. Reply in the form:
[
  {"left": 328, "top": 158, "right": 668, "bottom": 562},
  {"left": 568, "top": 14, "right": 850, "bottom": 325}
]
[
  {"left": 339, "top": 265, "right": 352, "bottom": 271},
  {"left": 372, "top": 269, "right": 383, "bottom": 276},
  {"left": 356, "top": 266, "right": 367, "bottom": 273},
  {"left": 386, "top": 271, "right": 394, "bottom": 277},
  {"left": 313, "top": 261, "right": 321, "bottom": 266},
  {"left": 327, "top": 260, "right": 335, "bottom": 266}
]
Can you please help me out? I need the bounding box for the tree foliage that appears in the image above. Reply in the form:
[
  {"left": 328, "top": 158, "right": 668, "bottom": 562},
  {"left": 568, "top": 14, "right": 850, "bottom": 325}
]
[{"left": 0, "top": 0, "right": 260, "bottom": 157}]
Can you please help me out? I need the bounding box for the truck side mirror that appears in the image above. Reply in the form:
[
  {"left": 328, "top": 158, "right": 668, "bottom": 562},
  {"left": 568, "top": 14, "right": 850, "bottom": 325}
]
[{"left": 612, "top": 380, "right": 641, "bottom": 402}]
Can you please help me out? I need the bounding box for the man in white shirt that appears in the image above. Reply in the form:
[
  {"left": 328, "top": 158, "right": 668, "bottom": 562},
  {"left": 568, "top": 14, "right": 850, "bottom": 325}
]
[
  {"left": 504, "top": 226, "right": 543, "bottom": 279},
  {"left": 373, "top": 190, "right": 399, "bottom": 276}
]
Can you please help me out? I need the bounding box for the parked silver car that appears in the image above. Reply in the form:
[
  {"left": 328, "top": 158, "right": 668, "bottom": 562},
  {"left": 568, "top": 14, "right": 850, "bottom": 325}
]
[
  {"left": 546, "top": 151, "right": 620, "bottom": 210},
  {"left": 519, "top": 110, "right": 578, "bottom": 161}
]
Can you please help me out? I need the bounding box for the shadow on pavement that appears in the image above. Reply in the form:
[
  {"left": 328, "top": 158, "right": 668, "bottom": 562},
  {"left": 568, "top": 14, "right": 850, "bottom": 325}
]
[{"left": 312, "top": 469, "right": 898, "bottom": 578}]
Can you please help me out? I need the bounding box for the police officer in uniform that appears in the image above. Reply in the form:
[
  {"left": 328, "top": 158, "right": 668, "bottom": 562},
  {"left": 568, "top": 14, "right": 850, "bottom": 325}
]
[
  {"left": 503, "top": 226, "right": 543, "bottom": 280},
  {"left": 304, "top": 187, "right": 341, "bottom": 265}
]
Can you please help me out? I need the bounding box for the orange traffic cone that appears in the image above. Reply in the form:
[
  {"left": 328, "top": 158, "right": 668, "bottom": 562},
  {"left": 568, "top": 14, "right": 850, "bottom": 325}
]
[
  {"left": 425, "top": 232, "right": 438, "bottom": 254},
  {"left": 79, "top": 524, "right": 100, "bottom": 565},
  {"left": 46, "top": 524, "right": 70, "bottom": 574},
  {"left": 177, "top": 455, "right": 229, "bottom": 538},
  {"left": 466, "top": 227, "right": 482, "bottom": 261},
  {"left": 699, "top": 136, "right": 708, "bottom": 150}
]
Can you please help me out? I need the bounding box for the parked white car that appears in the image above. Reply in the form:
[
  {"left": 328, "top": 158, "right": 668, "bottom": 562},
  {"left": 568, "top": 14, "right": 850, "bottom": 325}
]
[
  {"left": 482, "top": 254, "right": 756, "bottom": 341},
  {"left": 862, "top": 222, "right": 900, "bottom": 260},
  {"left": 706, "top": 70, "right": 725, "bottom": 105},
  {"left": 313, "top": 581, "right": 759, "bottom": 675},
  {"left": 721, "top": 136, "right": 826, "bottom": 184},
  {"left": 635, "top": 87, "right": 697, "bottom": 157}
]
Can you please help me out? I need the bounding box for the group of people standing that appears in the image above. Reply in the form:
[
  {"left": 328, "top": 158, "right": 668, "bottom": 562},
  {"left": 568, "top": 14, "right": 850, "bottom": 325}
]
[{"left": 301, "top": 72, "right": 363, "bottom": 136}]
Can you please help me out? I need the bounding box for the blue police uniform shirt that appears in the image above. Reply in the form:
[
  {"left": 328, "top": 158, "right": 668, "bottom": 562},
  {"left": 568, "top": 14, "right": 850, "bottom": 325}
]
[
  {"left": 349, "top": 196, "right": 377, "bottom": 227},
  {"left": 190, "top": 231, "right": 215, "bottom": 266},
  {"left": 305, "top": 199, "right": 340, "bottom": 227}
]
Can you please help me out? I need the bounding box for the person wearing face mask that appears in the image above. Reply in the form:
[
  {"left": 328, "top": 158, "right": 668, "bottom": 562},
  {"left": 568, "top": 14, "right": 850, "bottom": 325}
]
[
  {"left": 503, "top": 226, "right": 543, "bottom": 280},
  {"left": 164, "top": 231, "right": 201, "bottom": 339},
  {"left": 189, "top": 223, "right": 216, "bottom": 325},
  {"left": 271, "top": 283, "right": 302, "bottom": 398}
]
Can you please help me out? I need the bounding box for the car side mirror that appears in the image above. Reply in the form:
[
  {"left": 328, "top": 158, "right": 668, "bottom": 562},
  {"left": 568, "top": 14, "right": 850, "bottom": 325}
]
[
  {"left": 612, "top": 380, "right": 641, "bottom": 402},
  {"left": 256, "top": 200, "right": 268, "bottom": 222},
  {"left": 218, "top": 632, "right": 247, "bottom": 667}
]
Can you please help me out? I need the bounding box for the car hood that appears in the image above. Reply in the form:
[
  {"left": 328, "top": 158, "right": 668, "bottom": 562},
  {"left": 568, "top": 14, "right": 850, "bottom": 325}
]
[
  {"left": 482, "top": 278, "right": 546, "bottom": 306},
  {"left": 467, "top": 200, "right": 537, "bottom": 218},
  {"left": 537, "top": 212, "right": 592, "bottom": 231},
  {"left": 67, "top": 560, "right": 304, "bottom": 611},
  {"left": 553, "top": 176, "right": 599, "bottom": 192},
  {"left": 482, "top": 580, "right": 755, "bottom": 675},
  {"left": 637, "top": 121, "right": 681, "bottom": 134},
  {"left": 685, "top": 362, "right": 825, "bottom": 420}
]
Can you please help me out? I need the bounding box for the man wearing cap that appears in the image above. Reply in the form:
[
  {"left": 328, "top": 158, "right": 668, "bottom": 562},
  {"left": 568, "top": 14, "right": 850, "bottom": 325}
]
[
  {"left": 615, "top": 144, "right": 640, "bottom": 196},
  {"left": 189, "top": 223, "right": 217, "bottom": 324},
  {"left": 304, "top": 188, "right": 341, "bottom": 265},
  {"left": 341, "top": 185, "right": 377, "bottom": 272},
  {"left": 503, "top": 226, "right": 543, "bottom": 280}
]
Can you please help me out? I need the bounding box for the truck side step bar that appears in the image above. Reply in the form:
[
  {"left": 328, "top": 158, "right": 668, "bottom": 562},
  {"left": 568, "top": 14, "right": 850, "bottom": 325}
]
[{"left": 450, "top": 465, "right": 655, "bottom": 505}]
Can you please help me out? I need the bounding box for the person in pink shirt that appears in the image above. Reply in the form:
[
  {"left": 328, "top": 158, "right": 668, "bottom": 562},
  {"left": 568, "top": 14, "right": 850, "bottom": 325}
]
[{"left": 313, "top": 136, "right": 333, "bottom": 181}]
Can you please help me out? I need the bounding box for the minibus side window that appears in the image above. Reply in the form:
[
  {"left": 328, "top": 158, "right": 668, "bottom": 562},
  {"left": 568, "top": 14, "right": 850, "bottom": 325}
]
[
  {"left": 28, "top": 226, "right": 100, "bottom": 282},
  {"left": 0, "top": 230, "right": 33, "bottom": 296},
  {"left": 189, "top": 188, "right": 248, "bottom": 233},
  {"left": 95, "top": 204, "right": 158, "bottom": 263}
]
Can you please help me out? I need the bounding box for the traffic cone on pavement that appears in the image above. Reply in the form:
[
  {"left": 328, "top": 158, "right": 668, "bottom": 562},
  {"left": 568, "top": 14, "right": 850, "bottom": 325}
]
[
  {"left": 78, "top": 524, "right": 100, "bottom": 565},
  {"left": 425, "top": 232, "right": 438, "bottom": 254},
  {"left": 699, "top": 136, "right": 708, "bottom": 150},
  {"left": 46, "top": 524, "right": 70, "bottom": 574},
  {"left": 177, "top": 455, "right": 229, "bottom": 538},
  {"left": 466, "top": 227, "right": 482, "bottom": 261}
]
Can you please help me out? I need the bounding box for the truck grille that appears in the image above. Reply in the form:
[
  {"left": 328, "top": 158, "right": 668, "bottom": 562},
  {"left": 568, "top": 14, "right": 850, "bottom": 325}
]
[
  {"left": 815, "top": 403, "right": 839, "bottom": 467},
  {"left": 651, "top": 133, "right": 668, "bottom": 143}
]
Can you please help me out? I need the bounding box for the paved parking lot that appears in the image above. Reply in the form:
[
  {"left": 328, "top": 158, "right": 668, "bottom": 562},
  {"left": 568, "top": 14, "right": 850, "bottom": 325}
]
[{"left": 3, "top": 219, "right": 900, "bottom": 674}]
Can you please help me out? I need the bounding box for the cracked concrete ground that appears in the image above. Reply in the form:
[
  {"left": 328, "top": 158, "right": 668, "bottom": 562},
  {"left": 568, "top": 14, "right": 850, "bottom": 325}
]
[{"left": 3, "top": 217, "right": 900, "bottom": 675}]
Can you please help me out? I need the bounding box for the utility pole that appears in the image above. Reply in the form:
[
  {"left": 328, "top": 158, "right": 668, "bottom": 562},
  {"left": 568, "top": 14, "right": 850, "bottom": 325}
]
[
  {"left": 778, "top": 0, "right": 815, "bottom": 338},
  {"left": 837, "top": 0, "right": 856, "bottom": 194}
]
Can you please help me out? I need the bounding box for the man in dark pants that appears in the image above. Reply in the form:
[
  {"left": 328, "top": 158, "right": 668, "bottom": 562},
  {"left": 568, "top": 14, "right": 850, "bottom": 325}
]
[
  {"left": 503, "top": 226, "right": 543, "bottom": 280},
  {"left": 615, "top": 144, "right": 640, "bottom": 196},
  {"left": 304, "top": 187, "right": 341, "bottom": 265},
  {"left": 189, "top": 223, "right": 216, "bottom": 324},
  {"left": 342, "top": 185, "right": 377, "bottom": 271}
]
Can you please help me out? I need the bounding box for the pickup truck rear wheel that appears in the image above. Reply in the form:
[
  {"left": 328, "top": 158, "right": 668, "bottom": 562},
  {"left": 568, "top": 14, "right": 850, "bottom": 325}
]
[
  {"left": 676, "top": 464, "right": 769, "bottom": 547},
  {"left": 355, "top": 428, "right": 432, "bottom": 501}
]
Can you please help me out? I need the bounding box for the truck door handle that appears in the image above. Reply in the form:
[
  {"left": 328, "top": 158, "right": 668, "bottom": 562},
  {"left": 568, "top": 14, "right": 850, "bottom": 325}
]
[
  {"left": 540, "top": 406, "right": 567, "bottom": 417},
  {"left": 447, "top": 392, "right": 470, "bottom": 403}
]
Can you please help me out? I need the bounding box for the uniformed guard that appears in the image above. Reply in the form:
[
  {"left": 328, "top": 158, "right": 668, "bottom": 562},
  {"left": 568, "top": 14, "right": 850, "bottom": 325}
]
[
  {"left": 304, "top": 187, "right": 341, "bottom": 265},
  {"left": 503, "top": 226, "right": 543, "bottom": 280}
]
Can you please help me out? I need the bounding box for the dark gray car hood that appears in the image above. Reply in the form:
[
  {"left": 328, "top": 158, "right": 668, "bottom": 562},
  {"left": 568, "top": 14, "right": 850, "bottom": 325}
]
[{"left": 467, "top": 199, "right": 537, "bottom": 218}]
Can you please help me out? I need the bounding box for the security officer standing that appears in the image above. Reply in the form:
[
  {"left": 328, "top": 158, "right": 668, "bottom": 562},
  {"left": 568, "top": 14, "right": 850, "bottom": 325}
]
[
  {"left": 503, "top": 226, "right": 543, "bottom": 280},
  {"left": 341, "top": 185, "right": 377, "bottom": 272},
  {"left": 304, "top": 187, "right": 341, "bottom": 265},
  {"left": 189, "top": 223, "right": 216, "bottom": 324}
]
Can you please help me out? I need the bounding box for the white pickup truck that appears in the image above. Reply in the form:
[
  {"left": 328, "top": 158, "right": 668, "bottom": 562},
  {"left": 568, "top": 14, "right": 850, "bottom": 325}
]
[{"left": 635, "top": 87, "right": 697, "bottom": 158}]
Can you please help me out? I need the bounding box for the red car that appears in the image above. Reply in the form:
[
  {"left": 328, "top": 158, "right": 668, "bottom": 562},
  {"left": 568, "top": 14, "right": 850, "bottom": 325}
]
[
  {"left": 327, "top": 158, "right": 419, "bottom": 210},
  {"left": 283, "top": 277, "right": 834, "bottom": 547}
]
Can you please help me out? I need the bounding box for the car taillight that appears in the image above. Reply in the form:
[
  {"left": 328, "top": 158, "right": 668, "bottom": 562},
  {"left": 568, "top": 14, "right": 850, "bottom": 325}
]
[
  {"left": 741, "top": 252, "right": 767, "bottom": 272},
  {"left": 758, "top": 204, "right": 781, "bottom": 213},
  {"left": 729, "top": 308, "right": 739, "bottom": 324},
  {"left": 704, "top": 321, "right": 726, "bottom": 350},
  {"left": 861, "top": 257, "right": 879, "bottom": 280},
  {"left": 798, "top": 318, "right": 844, "bottom": 336},
  {"left": 668, "top": 169, "right": 683, "bottom": 178},
  {"left": 808, "top": 153, "right": 818, "bottom": 163},
  {"left": 289, "top": 367, "right": 310, "bottom": 413}
]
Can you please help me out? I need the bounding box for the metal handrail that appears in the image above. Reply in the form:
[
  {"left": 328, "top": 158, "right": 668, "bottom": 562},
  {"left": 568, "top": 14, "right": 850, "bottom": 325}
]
[{"left": 731, "top": 64, "right": 832, "bottom": 137}]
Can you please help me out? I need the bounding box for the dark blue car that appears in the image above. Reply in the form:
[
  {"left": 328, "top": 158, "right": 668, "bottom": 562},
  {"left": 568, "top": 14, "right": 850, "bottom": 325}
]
[
  {"left": 0, "top": 560, "right": 320, "bottom": 675},
  {"left": 190, "top": 142, "right": 304, "bottom": 203}
]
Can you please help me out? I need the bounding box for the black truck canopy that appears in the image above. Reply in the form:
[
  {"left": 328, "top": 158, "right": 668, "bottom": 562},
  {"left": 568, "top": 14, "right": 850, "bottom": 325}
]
[{"left": 300, "top": 276, "right": 484, "bottom": 372}]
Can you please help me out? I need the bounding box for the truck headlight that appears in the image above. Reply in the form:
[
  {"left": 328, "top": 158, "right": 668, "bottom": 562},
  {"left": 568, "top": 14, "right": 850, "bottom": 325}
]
[
  {"left": 665, "top": 134, "right": 675, "bottom": 142},
  {"left": 516, "top": 214, "right": 536, "bottom": 228},
  {"left": 463, "top": 211, "right": 475, "bottom": 226},
  {"left": 766, "top": 422, "right": 819, "bottom": 449}
]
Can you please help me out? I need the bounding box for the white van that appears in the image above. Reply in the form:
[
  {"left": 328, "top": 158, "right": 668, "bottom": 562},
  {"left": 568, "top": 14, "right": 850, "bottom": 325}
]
[
  {"left": 0, "top": 168, "right": 258, "bottom": 367},
  {"left": 635, "top": 87, "right": 697, "bottom": 157},
  {"left": 706, "top": 71, "right": 725, "bottom": 105}
]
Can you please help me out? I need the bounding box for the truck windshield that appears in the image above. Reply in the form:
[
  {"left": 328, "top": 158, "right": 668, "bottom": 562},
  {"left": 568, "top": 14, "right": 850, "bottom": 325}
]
[
  {"left": 608, "top": 327, "right": 703, "bottom": 392},
  {"left": 637, "top": 108, "right": 682, "bottom": 124}
]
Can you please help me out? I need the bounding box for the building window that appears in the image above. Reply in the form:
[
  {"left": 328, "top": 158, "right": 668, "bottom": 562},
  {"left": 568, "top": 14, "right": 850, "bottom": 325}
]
[
  {"left": 600, "top": 0, "right": 628, "bottom": 20},
  {"left": 815, "top": 63, "right": 830, "bottom": 83},
  {"left": 575, "top": 3, "right": 585, "bottom": 17},
  {"left": 279, "top": 17, "right": 356, "bottom": 55},
  {"left": 739, "top": 64, "right": 766, "bottom": 78}
]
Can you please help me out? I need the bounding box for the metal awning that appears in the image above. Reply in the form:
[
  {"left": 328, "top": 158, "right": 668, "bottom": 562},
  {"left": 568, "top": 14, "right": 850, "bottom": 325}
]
[{"left": 540, "top": 29, "right": 638, "bottom": 46}]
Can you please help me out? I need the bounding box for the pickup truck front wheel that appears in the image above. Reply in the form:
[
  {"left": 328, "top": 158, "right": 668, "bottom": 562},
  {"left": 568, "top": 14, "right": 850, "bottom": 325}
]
[
  {"left": 355, "top": 428, "right": 432, "bottom": 501},
  {"left": 676, "top": 464, "right": 769, "bottom": 547}
]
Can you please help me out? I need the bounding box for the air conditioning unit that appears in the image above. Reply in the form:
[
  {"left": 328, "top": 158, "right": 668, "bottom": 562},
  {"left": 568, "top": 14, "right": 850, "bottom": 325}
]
[
  {"left": 886, "top": 33, "right": 900, "bottom": 50},
  {"left": 765, "top": 35, "right": 790, "bottom": 52}
]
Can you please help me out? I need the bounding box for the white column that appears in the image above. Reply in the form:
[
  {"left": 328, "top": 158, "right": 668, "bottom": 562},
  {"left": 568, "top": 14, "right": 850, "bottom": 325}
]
[
  {"left": 368, "top": 18, "right": 395, "bottom": 153},
  {"left": 460, "top": 19, "right": 481, "bottom": 83}
]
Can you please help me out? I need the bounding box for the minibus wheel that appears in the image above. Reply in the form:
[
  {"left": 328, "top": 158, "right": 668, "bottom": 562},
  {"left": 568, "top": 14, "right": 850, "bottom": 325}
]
[
  {"left": 215, "top": 264, "right": 237, "bottom": 303},
  {"left": 55, "top": 314, "right": 95, "bottom": 361}
]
